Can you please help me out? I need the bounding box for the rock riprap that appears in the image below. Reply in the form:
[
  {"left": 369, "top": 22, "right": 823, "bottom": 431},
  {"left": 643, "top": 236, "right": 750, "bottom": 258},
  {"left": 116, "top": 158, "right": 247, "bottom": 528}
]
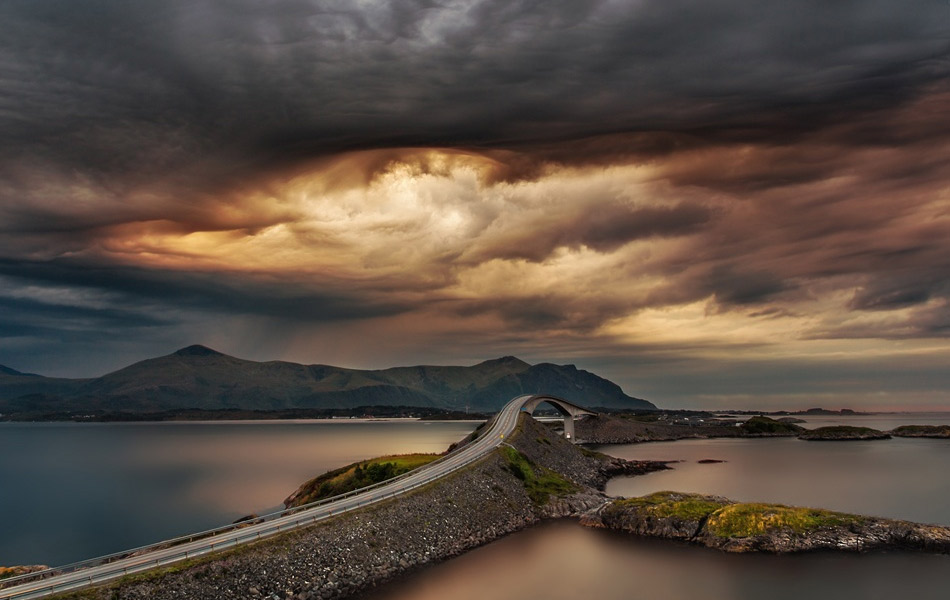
[{"left": 44, "top": 416, "right": 663, "bottom": 600}]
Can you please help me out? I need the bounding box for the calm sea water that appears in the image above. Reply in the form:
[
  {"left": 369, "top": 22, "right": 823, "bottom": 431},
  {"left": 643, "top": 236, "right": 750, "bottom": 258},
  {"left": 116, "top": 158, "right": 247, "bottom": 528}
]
[
  {"left": 0, "top": 419, "right": 479, "bottom": 566},
  {"left": 600, "top": 414, "right": 950, "bottom": 525},
  {"left": 356, "top": 521, "right": 950, "bottom": 600},
  {"left": 360, "top": 413, "right": 950, "bottom": 600},
  {"left": 4, "top": 414, "right": 950, "bottom": 599}
]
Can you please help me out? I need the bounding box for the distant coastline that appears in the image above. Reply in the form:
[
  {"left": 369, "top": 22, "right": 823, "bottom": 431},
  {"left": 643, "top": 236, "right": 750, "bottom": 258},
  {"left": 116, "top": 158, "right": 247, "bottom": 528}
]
[
  {"left": 6, "top": 405, "right": 950, "bottom": 424},
  {"left": 0, "top": 406, "right": 490, "bottom": 423}
]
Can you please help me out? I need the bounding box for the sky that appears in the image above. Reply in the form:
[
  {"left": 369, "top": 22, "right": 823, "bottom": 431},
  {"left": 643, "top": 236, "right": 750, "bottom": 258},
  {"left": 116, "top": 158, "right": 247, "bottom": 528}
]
[{"left": 1, "top": 1, "right": 949, "bottom": 410}]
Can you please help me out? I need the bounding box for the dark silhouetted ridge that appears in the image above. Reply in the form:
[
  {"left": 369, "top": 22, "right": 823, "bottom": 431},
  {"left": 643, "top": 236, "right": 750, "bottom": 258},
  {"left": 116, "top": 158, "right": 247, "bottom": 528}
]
[
  {"left": 0, "top": 364, "right": 30, "bottom": 376},
  {"left": 475, "top": 356, "right": 530, "bottom": 369},
  {"left": 172, "top": 345, "right": 225, "bottom": 357},
  {"left": 0, "top": 348, "right": 656, "bottom": 414}
]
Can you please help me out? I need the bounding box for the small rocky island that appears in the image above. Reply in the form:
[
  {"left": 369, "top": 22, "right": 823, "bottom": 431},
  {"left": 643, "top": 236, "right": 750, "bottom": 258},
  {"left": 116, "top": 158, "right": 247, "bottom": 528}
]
[
  {"left": 798, "top": 426, "right": 891, "bottom": 441},
  {"left": 584, "top": 491, "right": 950, "bottom": 553},
  {"left": 576, "top": 412, "right": 950, "bottom": 444},
  {"left": 891, "top": 425, "right": 950, "bottom": 438},
  {"left": 574, "top": 414, "right": 805, "bottom": 444}
]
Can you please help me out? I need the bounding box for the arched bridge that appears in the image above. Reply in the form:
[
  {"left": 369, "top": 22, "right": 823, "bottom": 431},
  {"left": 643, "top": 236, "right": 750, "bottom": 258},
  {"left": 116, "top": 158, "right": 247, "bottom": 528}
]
[{"left": 516, "top": 394, "right": 598, "bottom": 441}]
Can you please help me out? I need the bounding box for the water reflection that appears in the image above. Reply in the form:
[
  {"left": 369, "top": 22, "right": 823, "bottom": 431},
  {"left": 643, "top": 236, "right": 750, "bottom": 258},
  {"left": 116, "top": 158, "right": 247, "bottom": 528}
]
[
  {"left": 598, "top": 436, "right": 950, "bottom": 525},
  {"left": 357, "top": 521, "right": 950, "bottom": 600},
  {"left": 0, "top": 420, "right": 479, "bottom": 566}
]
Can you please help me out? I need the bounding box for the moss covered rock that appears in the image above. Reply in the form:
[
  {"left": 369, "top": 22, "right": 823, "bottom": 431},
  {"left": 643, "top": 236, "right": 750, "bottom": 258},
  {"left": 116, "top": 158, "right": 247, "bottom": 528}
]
[
  {"left": 599, "top": 491, "right": 730, "bottom": 540},
  {"left": 590, "top": 492, "right": 950, "bottom": 554}
]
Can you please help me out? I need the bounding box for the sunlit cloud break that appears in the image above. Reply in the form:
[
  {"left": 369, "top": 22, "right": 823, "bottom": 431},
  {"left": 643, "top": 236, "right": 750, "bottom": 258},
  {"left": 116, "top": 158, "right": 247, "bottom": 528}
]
[{"left": 1, "top": 0, "right": 949, "bottom": 409}]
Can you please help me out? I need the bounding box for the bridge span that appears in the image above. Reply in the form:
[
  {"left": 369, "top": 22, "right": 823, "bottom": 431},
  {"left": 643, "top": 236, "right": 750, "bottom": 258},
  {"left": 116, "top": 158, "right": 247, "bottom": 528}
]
[
  {"left": 519, "top": 394, "right": 597, "bottom": 441},
  {"left": 0, "top": 394, "right": 598, "bottom": 600}
]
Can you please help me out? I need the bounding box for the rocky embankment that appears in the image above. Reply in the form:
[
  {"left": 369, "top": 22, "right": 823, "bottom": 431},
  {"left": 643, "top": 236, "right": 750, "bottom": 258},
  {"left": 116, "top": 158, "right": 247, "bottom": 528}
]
[
  {"left": 583, "top": 491, "right": 950, "bottom": 553},
  {"left": 798, "top": 426, "right": 891, "bottom": 441},
  {"left": 50, "top": 416, "right": 665, "bottom": 600},
  {"left": 33, "top": 414, "right": 950, "bottom": 600}
]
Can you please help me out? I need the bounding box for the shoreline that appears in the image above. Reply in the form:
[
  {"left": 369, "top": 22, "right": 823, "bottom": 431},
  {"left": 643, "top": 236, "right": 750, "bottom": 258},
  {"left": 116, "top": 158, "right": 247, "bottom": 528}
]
[
  {"left": 6, "top": 406, "right": 950, "bottom": 424},
  {"left": 576, "top": 413, "right": 950, "bottom": 444},
  {"left": 10, "top": 415, "right": 948, "bottom": 600},
  {"left": 2, "top": 416, "right": 632, "bottom": 599}
]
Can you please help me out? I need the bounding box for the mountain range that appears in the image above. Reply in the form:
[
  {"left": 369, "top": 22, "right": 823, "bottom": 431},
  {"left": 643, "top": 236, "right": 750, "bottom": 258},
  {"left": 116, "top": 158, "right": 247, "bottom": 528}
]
[{"left": 0, "top": 345, "right": 655, "bottom": 415}]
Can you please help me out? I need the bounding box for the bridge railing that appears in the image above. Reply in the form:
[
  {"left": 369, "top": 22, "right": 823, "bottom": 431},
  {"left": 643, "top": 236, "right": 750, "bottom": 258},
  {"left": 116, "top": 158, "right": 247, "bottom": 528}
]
[
  {"left": 0, "top": 438, "right": 507, "bottom": 600},
  {"left": 0, "top": 415, "right": 498, "bottom": 595}
]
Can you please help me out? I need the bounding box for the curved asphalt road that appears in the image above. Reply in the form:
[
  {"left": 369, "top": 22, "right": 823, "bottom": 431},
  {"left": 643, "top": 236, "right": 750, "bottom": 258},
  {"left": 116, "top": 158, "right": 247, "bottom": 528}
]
[{"left": 0, "top": 394, "right": 544, "bottom": 600}]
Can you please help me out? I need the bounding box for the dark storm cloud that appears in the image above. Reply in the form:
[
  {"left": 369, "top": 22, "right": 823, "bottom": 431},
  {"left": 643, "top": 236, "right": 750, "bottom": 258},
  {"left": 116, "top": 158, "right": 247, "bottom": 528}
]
[
  {"left": 850, "top": 277, "right": 943, "bottom": 311},
  {"left": 1, "top": 0, "right": 947, "bottom": 267},
  {"left": 2, "top": 0, "right": 948, "bottom": 185},
  {"left": 2, "top": 0, "right": 949, "bottom": 406},
  {"left": 0, "top": 295, "right": 167, "bottom": 347},
  {"left": 450, "top": 294, "right": 631, "bottom": 332},
  {"left": 0, "top": 258, "right": 413, "bottom": 324},
  {"left": 703, "top": 266, "right": 791, "bottom": 306}
]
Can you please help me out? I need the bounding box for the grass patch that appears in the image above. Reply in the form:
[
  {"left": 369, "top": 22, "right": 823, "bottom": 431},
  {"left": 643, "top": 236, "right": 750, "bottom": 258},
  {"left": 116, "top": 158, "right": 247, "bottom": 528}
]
[
  {"left": 501, "top": 446, "right": 576, "bottom": 505},
  {"left": 613, "top": 491, "right": 728, "bottom": 520},
  {"left": 612, "top": 492, "right": 868, "bottom": 540},
  {"left": 287, "top": 453, "right": 440, "bottom": 507},
  {"left": 705, "top": 503, "right": 865, "bottom": 538}
]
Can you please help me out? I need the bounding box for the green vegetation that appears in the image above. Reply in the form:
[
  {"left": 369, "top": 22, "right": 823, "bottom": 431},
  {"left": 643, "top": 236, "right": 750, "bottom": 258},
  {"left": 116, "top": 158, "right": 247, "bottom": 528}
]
[
  {"left": 613, "top": 491, "right": 728, "bottom": 520},
  {"left": 705, "top": 502, "right": 865, "bottom": 538},
  {"left": 740, "top": 416, "right": 804, "bottom": 435},
  {"left": 287, "top": 454, "right": 440, "bottom": 507},
  {"left": 501, "top": 446, "right": 576, "bottom": 505},
  {"left": 611, "top": 492, "right": 868, "bottom": 539}
]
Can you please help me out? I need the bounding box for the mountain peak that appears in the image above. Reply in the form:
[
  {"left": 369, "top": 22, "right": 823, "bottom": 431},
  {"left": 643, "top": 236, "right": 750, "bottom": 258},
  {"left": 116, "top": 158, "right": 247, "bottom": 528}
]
[
  {"left": 477, "top": 356, "right": 531, "bottom": 369},
  {"left": 172, "top": 344, "right": 226, "bottom": 358}
]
